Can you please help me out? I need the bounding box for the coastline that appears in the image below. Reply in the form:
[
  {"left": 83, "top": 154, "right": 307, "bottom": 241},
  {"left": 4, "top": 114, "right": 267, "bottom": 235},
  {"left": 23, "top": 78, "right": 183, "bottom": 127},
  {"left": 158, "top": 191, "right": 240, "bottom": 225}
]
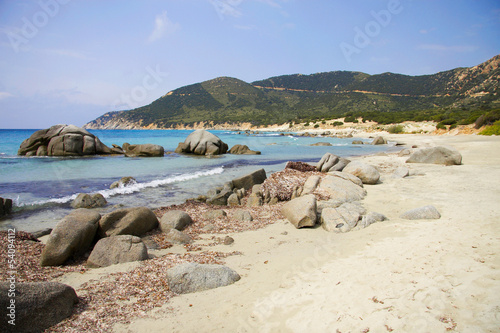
[{"left": 3, "top": 132, "right": 500, "bottom": 332}]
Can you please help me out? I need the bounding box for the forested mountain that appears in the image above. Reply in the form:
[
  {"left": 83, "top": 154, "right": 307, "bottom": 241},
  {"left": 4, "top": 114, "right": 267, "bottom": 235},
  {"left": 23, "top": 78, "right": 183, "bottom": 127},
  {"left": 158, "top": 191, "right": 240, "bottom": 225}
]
[{"left": 85, "top": 55, "right": 500, "bottom": 129}]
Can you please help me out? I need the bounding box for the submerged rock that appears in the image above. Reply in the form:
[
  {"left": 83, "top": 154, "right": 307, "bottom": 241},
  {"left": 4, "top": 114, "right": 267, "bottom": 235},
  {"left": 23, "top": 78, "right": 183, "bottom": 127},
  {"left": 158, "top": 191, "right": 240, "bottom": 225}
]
[
  {"left": 228, "top": 144, "right": 261, "bottom": 155},
  {"left": 122, "top": 143, "right": 164, "bottom": 157}
]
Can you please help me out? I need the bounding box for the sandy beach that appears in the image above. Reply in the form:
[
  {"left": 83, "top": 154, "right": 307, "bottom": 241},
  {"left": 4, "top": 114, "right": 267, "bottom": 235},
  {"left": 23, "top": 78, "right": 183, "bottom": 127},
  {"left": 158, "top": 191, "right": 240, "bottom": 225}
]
[
  {"left": 7, "top": 132, "right": 499, "bottom": 332},
  {"left": 98, "top": 134, "right": 499, "bottom": 332}
]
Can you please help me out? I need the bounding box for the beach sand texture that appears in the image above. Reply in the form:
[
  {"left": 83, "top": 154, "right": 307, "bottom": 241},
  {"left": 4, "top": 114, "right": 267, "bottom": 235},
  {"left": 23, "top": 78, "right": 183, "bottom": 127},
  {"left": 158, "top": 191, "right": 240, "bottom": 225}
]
[{"left": 100, "top": 135, "right": 499, "bottom": 333}]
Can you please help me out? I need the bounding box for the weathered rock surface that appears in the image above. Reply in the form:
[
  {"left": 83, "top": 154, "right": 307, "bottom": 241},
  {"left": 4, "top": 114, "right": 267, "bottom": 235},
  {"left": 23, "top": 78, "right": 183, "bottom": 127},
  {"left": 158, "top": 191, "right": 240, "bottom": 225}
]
[
  {"left": 227, "top": 193, "right": 240, "bottom": 206},
  {"left": 98, "top": 207, "right": 158, "bottom": 237},
  {"left": 160, "top": 210, "right": 192, "bottom": 231},
  {"left": 40, "top": 209, "right": 100, "bottom": 266},
  {"left": 343, "top": 161, "right": 380, "bottom": 184},
  {"left": 281, "top": 194, "right": 317, "bottom": 228},
  {"left": 357, "top": 212, "right": 387, "bottom": 229},
  {"left": 0, "top": 197, "right": 13, "bottom": 217},
  {"left": 206, "top": 189, "right": 232, "bottom": 206},
  {"left": 163, "top": 229, "right": 192, "bottom": 244},
  {"left": 316, "top": 153, "right": 349, "bottom": 172},
  {"left": 166, "top": 263, "right": 240, "bottom": 294},
  {"left": 122, "top": 143, "right": 164, "bottom": 157},
  {"left": 232, "top": 168, "right": 267, "bottom": 191},
  {"left": 400, "top": 205, "right": 441, "bottom": 220},
  {"left": 87, "top": 235, "right": 148, "bottom": 268},
  {"left": 310, "top": 142, "right": 332, "bottom": 146},
  {"left": 318, "top": 175, "right": 367, "bottom": 203},
  {"left": 71, "top": 193, "right": 107, "bottom": 209},
  {"left": 327, "top": 171, "right": 364, "bottom": 187},
  {"left": 301, "top": 175, "right": 321, "bottom": 195},
  {"left": 228, "top": 144, "right": 261, "bottom": 155},
  {"left": 233, "top": 210, "right": 253, "bottom": 222},
  {"left": 18, "top": 124, "right": 113, "bottom": 156},
  {"left": 371, "top": 136, "right": 387, "bottom": 145},
  {"left": 0, "top": 282, "right": 78, "bottom": 333},
  {"left": 203, "top": 209, "right": 227, "bottom": 220},
  {"left": 246, "top": 193, "right": 263, "bottom": 207},
  {"left": 110, "top": 176, "right": 136, "bottom": 189},
  {"left": 406, "top": 146, "right": 462, "bottom": 165},
  {"left": 321, "top": 202, "right": 376, "bottom": 233},
  {"left": 175, "top": 129, "right": 228, "bottom": 156},
  {"left": 393, "top": 166, "right": 410, "bottom": 178}
]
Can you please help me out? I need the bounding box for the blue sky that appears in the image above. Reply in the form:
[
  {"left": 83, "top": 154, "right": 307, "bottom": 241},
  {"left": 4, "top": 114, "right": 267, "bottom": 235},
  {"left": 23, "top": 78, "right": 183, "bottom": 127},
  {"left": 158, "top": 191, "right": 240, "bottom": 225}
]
[{"left": 0, "top": 0, "right": 499, "bottom": 129}]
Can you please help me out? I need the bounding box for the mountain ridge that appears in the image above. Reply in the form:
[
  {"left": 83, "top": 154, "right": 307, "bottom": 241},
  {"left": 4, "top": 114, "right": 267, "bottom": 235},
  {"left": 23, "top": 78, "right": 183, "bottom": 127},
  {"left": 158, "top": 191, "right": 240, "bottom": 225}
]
[{"left": 84, "top": 55, "right": 500, "bottom": 129}]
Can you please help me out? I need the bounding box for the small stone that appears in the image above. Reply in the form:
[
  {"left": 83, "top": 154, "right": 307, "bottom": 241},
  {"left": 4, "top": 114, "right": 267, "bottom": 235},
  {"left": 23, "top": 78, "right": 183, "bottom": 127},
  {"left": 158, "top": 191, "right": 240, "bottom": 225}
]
[{"left": 223, "top": 236, "right": 234, "bottom": 245}]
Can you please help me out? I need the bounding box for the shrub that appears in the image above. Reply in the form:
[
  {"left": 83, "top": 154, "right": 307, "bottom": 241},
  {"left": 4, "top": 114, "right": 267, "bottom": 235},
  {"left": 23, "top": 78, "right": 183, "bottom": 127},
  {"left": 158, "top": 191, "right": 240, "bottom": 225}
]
[
  {"left": 314, "top": 124, "right": 320, "bottom": 128},
  {"left": 304, "top": 122, "right": 310, "bottom": 127},
  {"left": 332, "top": 121, "right": 344, "bottom": 126},
  {"left": 479, "top": 120, "right": 500, "bottom": 135},
  {"left": 387, "top": 124, "right": 404, "bottom": 134},
  {"left": 436, "top": 123, "right": 447, "bottom": 130}
]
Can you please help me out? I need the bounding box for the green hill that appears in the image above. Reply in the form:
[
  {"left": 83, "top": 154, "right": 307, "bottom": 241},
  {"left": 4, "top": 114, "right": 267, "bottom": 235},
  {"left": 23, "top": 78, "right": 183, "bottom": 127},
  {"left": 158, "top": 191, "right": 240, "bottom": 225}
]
[{"left": 85, "top": 55, "right": 500, "bottom": 129}]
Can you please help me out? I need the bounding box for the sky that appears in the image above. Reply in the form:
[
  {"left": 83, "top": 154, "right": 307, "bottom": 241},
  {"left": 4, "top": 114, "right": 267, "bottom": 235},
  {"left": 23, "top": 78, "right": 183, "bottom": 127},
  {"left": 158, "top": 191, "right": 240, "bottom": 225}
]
[{"left": 0, "top": 0, "right": 499, "bottom": 129}]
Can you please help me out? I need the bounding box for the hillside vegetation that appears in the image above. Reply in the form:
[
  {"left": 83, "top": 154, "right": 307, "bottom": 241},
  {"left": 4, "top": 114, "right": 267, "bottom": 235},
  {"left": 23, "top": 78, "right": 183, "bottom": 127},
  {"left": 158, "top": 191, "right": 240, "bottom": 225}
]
[{"left": 85, "top": 55, "right": 500, "bottom": 129}]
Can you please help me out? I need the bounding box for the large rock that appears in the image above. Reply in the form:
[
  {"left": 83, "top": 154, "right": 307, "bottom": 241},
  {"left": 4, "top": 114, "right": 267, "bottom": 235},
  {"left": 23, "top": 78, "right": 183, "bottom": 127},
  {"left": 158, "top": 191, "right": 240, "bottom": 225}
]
[
  {"left": 110, "top": 176, "right": 136, "bottom": 189},
  {"left": 321, "top": 202, "right": 369, "bottom": 233},
  {"left": 232, "top": 168, "right": 267, "bottom": 191},
  {"left": 122, "top": 143, "right": 164, "bottom": 157},
  {"left": 18, "top": 124, "right": 113, "bottom": 156},
  {"left": 400, "top": 205, "right": 441, "bottom": 220},
  {"left": 160, "top": 210, "right": 192, "bottom": 231},
  {"left": 327, "top": 171, "right": 364, "bottom": 187},
  {"left": 163, "top": 229, "right": 192, "bottom": 244},
  {"left": 0, "top": 282, "right": 78, "bottom": 333},
  {"left": 228, "top": 144, "right": 261, "bottom": 155},
  {"left": 406, "top": 146, "right": 462, "bottom": 166},
  {"left": 316, "top": 153, "right": 349, "bottom": 172},
  {"left": 40, "top": 209, "right": 100, "bottom": 266},
  {"left": 371, "top": 136, "right": 387, "bottom": 145},
  {"left": 318, "top": 175, "right": 367, "bottom": 203},
  {"left": 71, "top": 193, "right": 107, "bottom": 209},
  {"left": 301, "top": 175, "right": 321, "bottom": 195},
  {"left": 166, "top": 263, "right": 241, "bottom": 294},
  {"left": 206, "top": 189, "right": 232, "bottom": 206},
  {"left": 281, "top": 194, "right": 317, "bottom": 228},
  {"left": 175, "top": 130, "right": 228, "bottom": 156},
  {"left": 343, "top": 161, "right": 380, "bottom": 185},
  {"left": 98, "top": 207, "right": 158, "bottom": 237},
  {"left": 0, "top": 197, "right": 13, "bottom": 217},
  {"left": 87, "top": 235, "right": 148, "bottom": 268}
]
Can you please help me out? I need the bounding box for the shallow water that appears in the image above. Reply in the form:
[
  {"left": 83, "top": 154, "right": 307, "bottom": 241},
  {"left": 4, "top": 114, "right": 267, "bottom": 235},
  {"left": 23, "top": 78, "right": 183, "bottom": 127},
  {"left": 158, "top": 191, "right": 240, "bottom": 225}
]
[{"left": 0, "top": 129, "right": 393, "bottom": 232}]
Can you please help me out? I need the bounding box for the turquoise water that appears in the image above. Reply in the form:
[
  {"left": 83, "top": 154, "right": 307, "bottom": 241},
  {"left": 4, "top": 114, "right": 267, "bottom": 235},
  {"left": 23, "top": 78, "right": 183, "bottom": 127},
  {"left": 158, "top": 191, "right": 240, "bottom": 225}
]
[{"left": 0, "top": 129, "right": 392, "bottom": 232}]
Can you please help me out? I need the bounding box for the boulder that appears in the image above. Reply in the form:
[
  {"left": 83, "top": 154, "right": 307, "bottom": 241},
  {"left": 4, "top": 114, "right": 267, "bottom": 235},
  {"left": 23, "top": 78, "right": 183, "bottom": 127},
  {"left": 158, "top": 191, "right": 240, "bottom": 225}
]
[
  {"left": 71, "top": 193, "right": 107, "bottom": 209},
  {"left": 166, "top": 263, "right": 240, "bottom": 294},
  {"left": 0, "top": 197, "right": 13, "bottom": 217},
  {"left": 87, "top": 235, "right": 148, "bottom": 268},
  {"left": 318, "top": 175, "right": 367, "bottom": 203},
  {"left": 343, "top": 161, "right": 380, "bottom": 185},
  {"left": 301, "top": 175, "right": 321, "bottom": 195},
  {"left": 163, "top": 229, "right": 192, "bottom": 244},
  {"left": 281, "top": 194, "right": 317, "bottom": 228},
  {"left": 233, "top": 210, "right": 253, "bottom": 222},
  {"left": 223, "top": 236, "right": 235, "bottom": 245},
  {"left": 40, "top": 209, "right": 100, "bottom": 266},
  {"left": 352, "top": 140, "right": 364, "bottom": 145},
  {"left": 203, "top": 209, "right": 227, "bottom": 220},
  {"left": 227, "top": 193, "right": 240, "bottom": 206},
  {"left": 232, "top": 168, "right": 267, "bottom": 191},
  {"left": 98, "top": 207, "right": 158, "bottom": 238},
  {"left": 228, "top": 144, "right": 261, "bottom": 155},
  {"left": 18, "top": 124, "right": 112, "bottom": 156},
  {"left": 327, "top": 171, "right": 364, "bottom": 187},
  {"left": 160, "top": 210, "right": 192, "bottom": 231},
  {"left": 357, "top": 212, "right": 387, "bottom": 229},
  {"left": 371, "top": 136, "right": 387, "bottom": 145},
  {"left": 400, "top": 205, "right": 441, "bottom": 220},
  {"left": 110, "top": 176, "right": 136, "bottom": 189},
  {"left": 0, "top": 282, "right": 78, "bottom": 333},
  {"left": 316, "top": 153, "right": 350, "bottom": 172},
  {"left": 206, "top": 189, "right": 232, "bottom": 206},
  {"left": 175, "top": 129, "right": 228, "bottom": 156},
  {"left": 122, "top": 143, "right": 164, "bottom": 157},
  {"left": 393, "top": 166, "right": 410, "bottom": 178},
  {"left": 406, "top": 146, "right": 462, "bottom": 166},
  {"left": 246, "top": 193, "right": 263, "bottom": 207},
  {"left": 321, "top": 202, "right": 365, "bottom": 233}
]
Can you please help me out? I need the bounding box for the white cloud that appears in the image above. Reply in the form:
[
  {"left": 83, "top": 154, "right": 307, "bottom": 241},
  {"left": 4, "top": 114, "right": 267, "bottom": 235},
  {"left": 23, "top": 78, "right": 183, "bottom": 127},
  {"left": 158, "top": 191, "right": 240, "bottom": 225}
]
[
  {"left": 147, "top": 11, "right": 180, "bottom": 43},
  {"left": 417, "top": 44, "right": 478, "bottom": 53},
  {"left": 0, "top": 92, "right": 13, "bottom": 100}
]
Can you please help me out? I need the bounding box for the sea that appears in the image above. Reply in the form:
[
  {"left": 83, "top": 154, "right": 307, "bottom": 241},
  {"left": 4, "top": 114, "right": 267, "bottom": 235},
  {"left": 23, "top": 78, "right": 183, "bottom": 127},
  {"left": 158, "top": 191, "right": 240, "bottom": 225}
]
[{"left": 0, "top": 129, "right": 395, "bottom": 232}]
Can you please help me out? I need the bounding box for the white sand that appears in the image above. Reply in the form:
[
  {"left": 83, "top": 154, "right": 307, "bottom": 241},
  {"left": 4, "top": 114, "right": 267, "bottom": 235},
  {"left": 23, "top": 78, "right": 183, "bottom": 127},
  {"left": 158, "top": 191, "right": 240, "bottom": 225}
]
[{"left": 84, "top": 135, "right": 500, "bottom": 332}]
